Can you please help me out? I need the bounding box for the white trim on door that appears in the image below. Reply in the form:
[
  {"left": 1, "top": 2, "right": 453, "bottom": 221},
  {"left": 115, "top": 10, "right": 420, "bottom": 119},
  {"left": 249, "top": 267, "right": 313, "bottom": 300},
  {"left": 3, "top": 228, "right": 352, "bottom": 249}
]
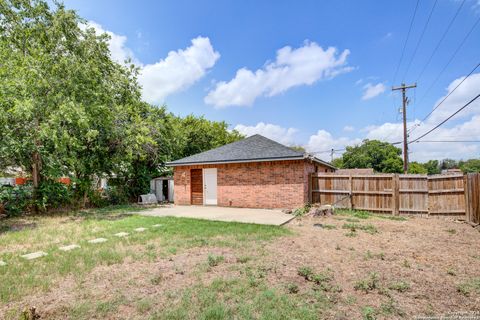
[{"left": 203, "top": 168, "right": 218, "bottom": 205}]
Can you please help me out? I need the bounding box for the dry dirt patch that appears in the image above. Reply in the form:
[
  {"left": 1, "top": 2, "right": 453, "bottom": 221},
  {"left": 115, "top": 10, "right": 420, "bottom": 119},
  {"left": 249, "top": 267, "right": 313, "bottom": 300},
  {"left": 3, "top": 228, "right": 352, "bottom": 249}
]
[{"left": 264, "top": 214, "right": 480, "bottom": 319}]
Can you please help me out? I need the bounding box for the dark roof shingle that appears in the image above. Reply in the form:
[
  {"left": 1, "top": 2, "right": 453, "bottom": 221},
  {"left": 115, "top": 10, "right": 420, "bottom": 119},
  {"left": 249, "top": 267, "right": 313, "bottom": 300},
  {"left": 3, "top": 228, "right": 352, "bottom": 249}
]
[{"left": 166, "top": 134, "right": 335, "bottom": 169}]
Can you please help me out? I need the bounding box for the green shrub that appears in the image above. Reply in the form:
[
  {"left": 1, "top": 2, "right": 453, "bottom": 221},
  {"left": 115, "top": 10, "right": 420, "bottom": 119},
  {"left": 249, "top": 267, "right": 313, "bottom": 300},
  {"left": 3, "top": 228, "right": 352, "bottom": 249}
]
[
  {"left": 0, "top": 185, "right": 33, "bottom": 216},
  {"left": 36, "top": 180, "right": 74, "bottom": 210}
]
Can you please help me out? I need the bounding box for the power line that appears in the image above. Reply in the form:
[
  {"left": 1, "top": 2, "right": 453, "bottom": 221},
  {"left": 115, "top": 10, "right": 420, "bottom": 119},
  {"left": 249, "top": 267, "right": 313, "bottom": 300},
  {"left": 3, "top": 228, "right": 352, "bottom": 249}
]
[
  {"left": 392, "top": 0, "right": 420, "bottom": 84},
  {"left": 413, "top": 140, "right": 480, "bottom": 143},
  {"left": 402, "top": 0, "right": 438, "bottom": 82},
  {"left": 409, "top": 61, "right": 480, "bottom": 134},
  {"left": 417, "top": 15, "right": 480, "bottom": 104},
  {"left": 416, "top": 0, "right": 466, "bottom": 82},
  {"left": 409, "top": 93, "right": 480, "bottom": 144}
]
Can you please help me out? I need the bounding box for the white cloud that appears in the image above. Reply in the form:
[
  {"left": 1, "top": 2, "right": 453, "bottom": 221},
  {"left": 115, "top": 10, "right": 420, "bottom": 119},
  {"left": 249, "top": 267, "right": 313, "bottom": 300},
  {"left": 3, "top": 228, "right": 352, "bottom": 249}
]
[
  {"left": 305, "top": 73, "right": 480, "bottom": 162},
  {"left": 343, "top": 125, "right": 355, "bottom": 132},
  {"left": 234, "top": 122, "right": 298, "bottom": 146},
  {"left": 425, "top": 73, "right": 480, "bottom": 124},
  {"left": 361, "top": 82, "right": 386, "bottom": 100},
  {"left": 83, "top": 22, "right": 220, "bottom": 104},
  {"left": 205, "top": 41, "right": 352, "bottom": 108},
  {"left": 306, "top": 130, "right": 361, "bottom": 161},
  {"left": 139, "top": 37, "right": 220, "bottom": 104}
]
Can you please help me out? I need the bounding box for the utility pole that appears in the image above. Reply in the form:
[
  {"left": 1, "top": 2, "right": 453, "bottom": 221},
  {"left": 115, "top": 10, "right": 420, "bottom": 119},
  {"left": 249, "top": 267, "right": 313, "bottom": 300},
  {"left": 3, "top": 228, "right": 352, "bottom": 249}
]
[
  {"left": 330, "top": 148, "right": 334, "bottom": 163},
  {"left": 392, "top": 83, "right": 416, "bottom": 173}
]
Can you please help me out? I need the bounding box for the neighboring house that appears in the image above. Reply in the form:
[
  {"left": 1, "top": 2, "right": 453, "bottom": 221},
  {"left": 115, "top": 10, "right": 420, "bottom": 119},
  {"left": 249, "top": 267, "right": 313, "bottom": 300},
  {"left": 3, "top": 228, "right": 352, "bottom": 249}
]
[{"left": 166, "top": 134, "right": 336, "bottom": 209}]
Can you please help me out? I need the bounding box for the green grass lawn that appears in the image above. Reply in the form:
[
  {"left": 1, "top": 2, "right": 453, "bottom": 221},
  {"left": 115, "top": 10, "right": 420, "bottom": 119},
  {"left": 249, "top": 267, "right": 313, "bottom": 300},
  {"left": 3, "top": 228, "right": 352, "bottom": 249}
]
[{"left": 0, "top": 206, "right": 311, "bottom": 319}]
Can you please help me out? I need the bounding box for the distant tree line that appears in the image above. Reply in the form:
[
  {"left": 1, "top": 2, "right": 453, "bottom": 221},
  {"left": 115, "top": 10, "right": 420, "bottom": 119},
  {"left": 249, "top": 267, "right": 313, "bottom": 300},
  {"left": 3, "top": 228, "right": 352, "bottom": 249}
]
[
  {"left": 0, "top": 0, "right": 243, "bottom": 215},
  {"left": 331, "top": 140, "right": 480, "bottom": 174}
]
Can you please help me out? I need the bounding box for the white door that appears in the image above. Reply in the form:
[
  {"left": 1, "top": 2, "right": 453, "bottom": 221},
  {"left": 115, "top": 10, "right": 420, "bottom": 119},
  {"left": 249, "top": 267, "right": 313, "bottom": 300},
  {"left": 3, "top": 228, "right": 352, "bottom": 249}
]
[{"left": 203, "top": 168, "right": 217, "bottom": 205}]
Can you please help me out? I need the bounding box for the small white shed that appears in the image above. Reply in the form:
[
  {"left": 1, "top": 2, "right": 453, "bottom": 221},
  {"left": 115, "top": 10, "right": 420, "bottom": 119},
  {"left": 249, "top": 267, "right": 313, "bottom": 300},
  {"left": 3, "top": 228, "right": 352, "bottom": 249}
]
[{"left": 150, "top": 177, "right": 174, "bottom": 202}]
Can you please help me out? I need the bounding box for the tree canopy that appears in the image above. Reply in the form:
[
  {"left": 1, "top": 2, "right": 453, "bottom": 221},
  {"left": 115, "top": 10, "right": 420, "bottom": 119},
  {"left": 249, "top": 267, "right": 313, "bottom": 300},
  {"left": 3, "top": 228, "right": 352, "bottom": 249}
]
[
  {"left": 339, "top": 140, "right": 404, "bottom": 173},
  {"left": 0, "top": 0, "right": 243, "bottom": 211}
]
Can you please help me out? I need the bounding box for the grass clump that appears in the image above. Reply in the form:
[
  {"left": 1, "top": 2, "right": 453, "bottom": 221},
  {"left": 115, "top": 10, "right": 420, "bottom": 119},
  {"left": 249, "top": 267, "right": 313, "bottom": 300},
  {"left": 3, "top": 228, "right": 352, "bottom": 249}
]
[
  {"left": 297, "top": 266, "right": 314, "bottom": 280},
  {"left": 285, "top": 283, "right": 299, "bottom": 294},
  {"left": 342, "top": 222, "right": 378, "bottom": 235},
  {"left": 207, "top": 254, "right": 225, "bottom": 267},
  {"left": 354, "top": 272, "right": 379, "bottom": 293},
  {"left": 362, "top": 306, "right": 377, "bottom": 320},
  {"left": 457, "top": 278, "right": 480, "bottom": 296},
  {"left": 293, "top": 204, "right": 311, "bottom": 217},
  {"left": 388, "top": 280, "right": 410, "bottom": 292},
  {"left": 337, "top": 209, "right": 407, "bottom": 221},
  {"left": 364, "top": 250, "right": 385, "bottom": 261}
]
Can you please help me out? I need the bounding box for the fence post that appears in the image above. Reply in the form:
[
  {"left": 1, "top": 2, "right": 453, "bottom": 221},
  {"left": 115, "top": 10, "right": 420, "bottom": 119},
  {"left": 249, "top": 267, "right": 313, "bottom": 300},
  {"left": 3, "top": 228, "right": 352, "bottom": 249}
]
[
  {"left": 349, "top": 174, "right": 353, "bottom": 210},
  {"left": 393, "top": 174, "right": 400, "bottom": 215}
]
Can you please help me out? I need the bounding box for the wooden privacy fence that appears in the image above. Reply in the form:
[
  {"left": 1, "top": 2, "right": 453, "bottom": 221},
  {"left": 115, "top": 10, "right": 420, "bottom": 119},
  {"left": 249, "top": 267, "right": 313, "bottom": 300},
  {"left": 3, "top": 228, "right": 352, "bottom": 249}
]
[{"left": 309, "top": 173, "right": 480, "bottom": 223}]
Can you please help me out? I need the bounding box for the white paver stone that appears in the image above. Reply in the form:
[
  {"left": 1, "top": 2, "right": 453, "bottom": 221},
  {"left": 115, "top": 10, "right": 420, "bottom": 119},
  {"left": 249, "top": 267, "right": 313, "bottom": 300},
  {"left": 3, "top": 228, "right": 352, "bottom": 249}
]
[
  {"left": 152, "top": 224, "right": 163, "bottom": 227},
  {"left": 134, "top": 227, "right": 147, "bottom": 232},
  {"left": 88, "top": 238, "right": 108, "bottom": 244},
  {"left": 0, "top": 260, "right": 6, "bottom": 266},
  {"left": 59, "top": 244, "right": 80, "bottom": 251},
  {"left": 114, "top": 232, "right": 129, "bottom": 237},
  {"left": 21, "top": 251, "right": 48, "bottom": 260}
]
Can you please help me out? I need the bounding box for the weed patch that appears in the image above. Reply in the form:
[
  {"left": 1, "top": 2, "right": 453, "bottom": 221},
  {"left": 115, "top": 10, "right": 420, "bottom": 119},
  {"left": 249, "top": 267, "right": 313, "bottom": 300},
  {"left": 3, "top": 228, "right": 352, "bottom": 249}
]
[{"left": 354, "top": 272, "right": 379, "bottom": 293}]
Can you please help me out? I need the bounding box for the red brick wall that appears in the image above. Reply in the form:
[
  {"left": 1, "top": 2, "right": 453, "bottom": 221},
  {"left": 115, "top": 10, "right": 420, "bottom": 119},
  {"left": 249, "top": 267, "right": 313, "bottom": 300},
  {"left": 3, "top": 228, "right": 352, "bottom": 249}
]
[{"left": 173, "top": 160, "right": 333, "bottom": 209}]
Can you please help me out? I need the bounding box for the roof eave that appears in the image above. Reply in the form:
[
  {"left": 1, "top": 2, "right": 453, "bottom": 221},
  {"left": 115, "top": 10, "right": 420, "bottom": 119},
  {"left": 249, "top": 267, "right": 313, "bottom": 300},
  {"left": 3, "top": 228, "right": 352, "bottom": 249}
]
[
  {"left": 166, "top": 156, "right": 305, "bottom": 167},
  {"left": 304, "top": 154, "right": 337, "bottom": 170}
]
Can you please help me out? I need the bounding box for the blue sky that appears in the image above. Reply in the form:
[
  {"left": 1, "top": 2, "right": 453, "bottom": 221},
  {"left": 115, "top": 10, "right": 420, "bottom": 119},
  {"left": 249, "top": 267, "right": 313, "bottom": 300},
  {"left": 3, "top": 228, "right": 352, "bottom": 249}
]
[{"left": 65, "top": 0, "right": 480, "bottom": 161}]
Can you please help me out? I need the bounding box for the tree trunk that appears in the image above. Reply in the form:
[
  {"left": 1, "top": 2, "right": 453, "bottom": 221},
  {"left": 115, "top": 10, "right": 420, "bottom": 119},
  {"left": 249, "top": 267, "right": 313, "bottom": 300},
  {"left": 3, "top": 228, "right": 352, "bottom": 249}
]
[{"left": 31, "top": 151, "right": 42, "bottom": 213}]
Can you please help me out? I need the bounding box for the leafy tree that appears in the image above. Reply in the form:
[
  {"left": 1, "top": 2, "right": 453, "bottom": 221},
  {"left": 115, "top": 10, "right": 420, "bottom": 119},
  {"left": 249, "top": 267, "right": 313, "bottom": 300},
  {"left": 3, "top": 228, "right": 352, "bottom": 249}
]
[
  {"left": 423, "top": 160, "right": 440, "bottom": 175},
  {"left": 171, "top": 115, "right": 244, "bottom": 160},
  {"left": 341, "top": 140, "right": 403, "bottom": 173},
  {"left": 407, "top": 162, "right": 427, "bottom": 174},
  {"left": 331, "top": 158, "right": 344, "bottom": 168},
  {"left": 440, "top": 159, "right": 458, "bottom": 170},
  {"left": 459, "top": 159, "right": 480, "bottom": 173},
  {"left": 0, "top": 0, "right": 144, "bottom": 206},
  {"left": 290, "top": 145, "right": 306, "bottom": 152}
]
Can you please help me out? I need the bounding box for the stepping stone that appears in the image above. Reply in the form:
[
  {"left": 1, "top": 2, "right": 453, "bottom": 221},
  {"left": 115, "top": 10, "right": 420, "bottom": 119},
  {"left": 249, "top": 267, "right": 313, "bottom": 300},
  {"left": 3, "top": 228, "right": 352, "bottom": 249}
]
[
  {"left": 59, "top": 244, "right": 80, "bottom": 252},
  {"left": 152, "top": 224, "right": 163, "bottom": 227},
  {"left": 134, "top": 227, "right": 147, "bottom": 232},
  {"left": 21, "top": 251, "right": 48, "bottom": 260},
  {"left": 0, "top": 260, "right": 6, "bottom": 266},
  {"left": 88, "top": 238, "right": 108, "bottom": 244},
  {"left": 114, "top": 232, "right": 129, "bottom": 237}
]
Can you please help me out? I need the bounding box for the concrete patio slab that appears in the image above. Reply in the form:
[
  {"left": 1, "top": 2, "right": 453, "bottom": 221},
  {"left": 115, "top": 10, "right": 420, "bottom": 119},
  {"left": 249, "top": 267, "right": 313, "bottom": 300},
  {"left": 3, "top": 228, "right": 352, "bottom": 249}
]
[
  {"left": 59, "top": 244, "right": 80, "bottom": 251},
  {"left": 21, "top": 251, "right": 47, "bottom": 260},
  {"left": 88, "top": 238, "right": 107, "bottom": 244},
  {"left": 139, "top": 205, "right": 295, "bottom": 226}
]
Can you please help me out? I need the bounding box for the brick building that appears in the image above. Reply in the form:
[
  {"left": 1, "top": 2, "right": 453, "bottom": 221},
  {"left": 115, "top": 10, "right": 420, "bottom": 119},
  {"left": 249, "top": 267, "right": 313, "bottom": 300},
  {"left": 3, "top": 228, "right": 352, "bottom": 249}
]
[{"left": 167, "top": 135, "right": 335, "bottom": 209}]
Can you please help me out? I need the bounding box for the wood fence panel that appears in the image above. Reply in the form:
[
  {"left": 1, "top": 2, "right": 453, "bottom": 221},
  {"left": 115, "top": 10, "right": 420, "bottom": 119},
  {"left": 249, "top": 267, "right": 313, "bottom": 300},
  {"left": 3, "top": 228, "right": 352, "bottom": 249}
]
[
  {"left": 351, "top": 175, "right": 393, "bottom": 213},
  {"left": 465, "top": 173, "right": 480, "bottom": 224},
  {"left": 310, "top": 172, "right": 475, "bottom": 221},
  {"left": 428, "top": 174, "right": 465, "bottom": 216},
  {"left": 399, "top": 175, "right": 428, "bottom": 214},
  {"left": 311, "top": 175, "right": 351, "bottom": 208}
]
